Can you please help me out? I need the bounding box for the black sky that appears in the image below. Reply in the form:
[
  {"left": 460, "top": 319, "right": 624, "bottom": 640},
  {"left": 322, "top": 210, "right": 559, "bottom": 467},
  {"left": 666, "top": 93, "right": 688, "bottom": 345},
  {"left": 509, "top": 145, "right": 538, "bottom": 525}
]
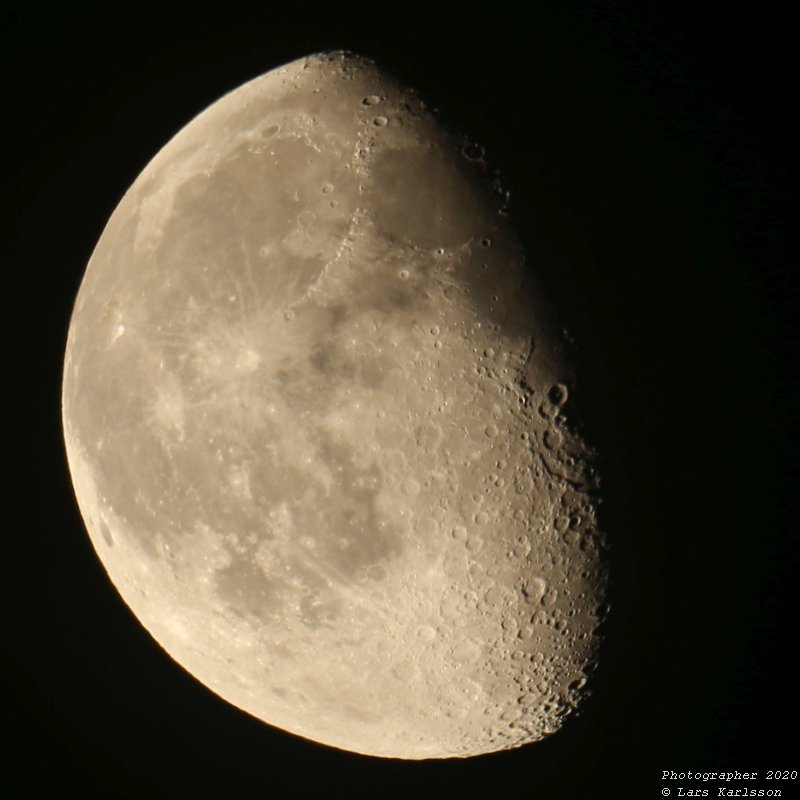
[{"left": 4, "top": 2, "right": 796, "bottom": 798}]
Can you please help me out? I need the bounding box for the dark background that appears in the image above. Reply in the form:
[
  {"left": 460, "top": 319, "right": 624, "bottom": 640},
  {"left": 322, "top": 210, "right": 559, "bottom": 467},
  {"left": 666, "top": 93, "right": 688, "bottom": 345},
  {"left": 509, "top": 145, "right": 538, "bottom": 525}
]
[{"left": 4, "top": 1, "right": 796, "bottom": 798}]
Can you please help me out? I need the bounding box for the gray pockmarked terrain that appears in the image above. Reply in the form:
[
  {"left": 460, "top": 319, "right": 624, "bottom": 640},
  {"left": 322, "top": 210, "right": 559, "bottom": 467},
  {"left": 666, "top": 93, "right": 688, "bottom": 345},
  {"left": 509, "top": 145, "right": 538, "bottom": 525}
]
[{"left": 63, "top": 51, "right": 608, "bottom": 759}]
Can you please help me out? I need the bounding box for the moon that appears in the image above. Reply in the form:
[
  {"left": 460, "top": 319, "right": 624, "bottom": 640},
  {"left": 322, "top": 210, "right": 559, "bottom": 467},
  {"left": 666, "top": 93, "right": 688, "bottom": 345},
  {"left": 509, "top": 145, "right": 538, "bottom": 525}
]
[{"left": 62, "top": 51, "right": 608, "bottom": 759}]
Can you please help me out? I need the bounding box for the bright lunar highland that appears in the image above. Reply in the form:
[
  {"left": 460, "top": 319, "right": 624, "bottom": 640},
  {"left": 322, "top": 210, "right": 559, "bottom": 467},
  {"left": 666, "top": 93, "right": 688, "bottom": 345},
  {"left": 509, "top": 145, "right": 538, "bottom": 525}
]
[{"left": 62, "top": 51, "right": 608, "bottom": 759}]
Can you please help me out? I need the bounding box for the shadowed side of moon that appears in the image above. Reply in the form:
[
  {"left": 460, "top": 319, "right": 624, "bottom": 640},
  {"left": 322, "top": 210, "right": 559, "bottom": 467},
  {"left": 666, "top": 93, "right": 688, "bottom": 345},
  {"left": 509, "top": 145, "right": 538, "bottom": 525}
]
[{"left": 62, "top": 51, "right": 608, "bottom": 758}]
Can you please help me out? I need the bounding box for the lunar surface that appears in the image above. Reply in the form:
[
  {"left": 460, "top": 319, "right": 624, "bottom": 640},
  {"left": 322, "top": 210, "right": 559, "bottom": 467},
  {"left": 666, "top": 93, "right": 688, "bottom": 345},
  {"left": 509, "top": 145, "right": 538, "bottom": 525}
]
[{"left": 62, "top": 51, "right": 608, "bottom": 759}]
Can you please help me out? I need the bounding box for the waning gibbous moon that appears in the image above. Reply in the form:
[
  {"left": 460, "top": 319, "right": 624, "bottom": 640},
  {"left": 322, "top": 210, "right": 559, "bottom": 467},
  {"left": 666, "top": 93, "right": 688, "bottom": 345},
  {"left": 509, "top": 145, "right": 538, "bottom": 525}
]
[{"left": 62, "top": 50, "right": 609, "bottom": 759}]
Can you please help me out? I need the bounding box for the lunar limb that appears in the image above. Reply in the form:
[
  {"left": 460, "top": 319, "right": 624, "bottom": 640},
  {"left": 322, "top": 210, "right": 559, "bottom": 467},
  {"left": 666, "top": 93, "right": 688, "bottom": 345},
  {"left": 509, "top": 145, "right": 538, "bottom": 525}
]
[{"left": 62, "top": 51, "right": 608, "bottom": 758}]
